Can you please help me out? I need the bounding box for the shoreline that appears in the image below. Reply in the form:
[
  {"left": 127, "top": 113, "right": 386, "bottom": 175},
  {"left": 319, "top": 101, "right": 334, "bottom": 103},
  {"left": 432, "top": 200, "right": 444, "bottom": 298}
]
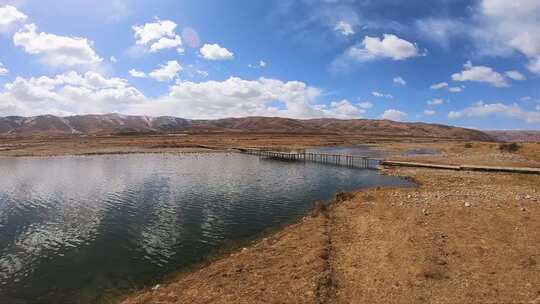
[
  {"left": 2, "top": 136, "right": 540, "bottom": 303},
  {"left": 121, "top": 163, "right": 540, "bottom": 304}
]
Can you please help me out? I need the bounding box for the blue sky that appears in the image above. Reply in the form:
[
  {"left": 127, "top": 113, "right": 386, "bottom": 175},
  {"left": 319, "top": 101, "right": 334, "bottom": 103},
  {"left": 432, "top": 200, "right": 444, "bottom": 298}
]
[{"left": 0, "top": 0, "right": 539, "bottom": 130}]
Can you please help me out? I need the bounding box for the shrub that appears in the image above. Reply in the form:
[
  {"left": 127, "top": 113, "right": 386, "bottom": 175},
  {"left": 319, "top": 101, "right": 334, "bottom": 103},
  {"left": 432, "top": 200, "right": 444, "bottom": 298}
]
[
  {"left": 464, "top": 143, "right": 473, "bottom": 148},
  {"left": 499, "top": 142, "right": 521, "bottom": 153}
]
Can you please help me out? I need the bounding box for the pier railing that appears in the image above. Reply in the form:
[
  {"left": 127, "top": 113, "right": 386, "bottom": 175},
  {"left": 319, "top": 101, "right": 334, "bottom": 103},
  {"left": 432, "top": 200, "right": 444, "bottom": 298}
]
[{"left": 238, "top": 148, "right": 381, "bottom": 169}]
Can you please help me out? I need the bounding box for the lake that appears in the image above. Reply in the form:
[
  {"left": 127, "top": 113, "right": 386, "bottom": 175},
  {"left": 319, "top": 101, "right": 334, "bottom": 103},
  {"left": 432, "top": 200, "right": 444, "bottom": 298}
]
[{"left": 0, "top": 153, "right": 413, "bottom": 303}]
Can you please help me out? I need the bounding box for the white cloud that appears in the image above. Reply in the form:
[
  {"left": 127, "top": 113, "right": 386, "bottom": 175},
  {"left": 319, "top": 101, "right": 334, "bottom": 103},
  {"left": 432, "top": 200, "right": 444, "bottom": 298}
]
[
  {"left": 415, "top": 18, "right": 465, "bottom": 48},
  {"left": 345, "top": 34, "right": 420, "bottom": 62},
  {"left": 196, "top": 70, "right": 209, "bottom": 77},
  {"left": 132, "top": 19, "right": 183, "bottom": 53},
  {"left": 200, "top": 43, "right": 234, "bottom": 61},
  {"left": 150, "top": 35, "right": 183, "bottom": 53},
  {"left": 358, "top": 101, "right": 373, "bottom": 109},
  {"left": 424, "top": 109, "right": 436, "bottom": 116},
  {"left": 334, "top": 21, "right": 355, "bottom": 36},
  {"left": 528, "top": 57, "right": 540, "bottom": 74},
  {"left": 128, "top": 77, "right": 326, "bottom": 119},
  {"left": 475, "top": 0, "right": 540, "bottom": 74},
  {"left": 451, "top": 61, "right": 508, "bottom": 88},
  {"left": 129, "top": 69, "right": 146, "bottom": 78},
  {"left": 0, "top": 71, "right": 145, "bottom": 116},
  {"left": 393, "top": 76, "right": 406, "bottom": 85},
  {"left": 248, "top": 60, "right": 267, "bottom": 68},
  {"left": 381, "top": 109, "right": 407, "bottom": 121},
  {"left": 0, "top": 5, "right": 27, "bottom": 27},
  {"left": 0, "top": 73, "right": 380, "bottom": 120},
  {"left": 415, "top": 1, "right": 540, "bottom": 74},
  {"left": 504, "top": 70, "right": 526, "bottom": 81},
  {"left": 321, "top": 100, "right": 365, "bottom": 118},
  {"left": 148, "top": 60, "right": 182, "bottom": 82},
  {"left": 430, "top": 82, "right": 448, "bottom": 90},
  {"left": 448, "top": 87, "right": 463, "bottom": 93},
  {"left": 521, "top": 96, "right": 532, "bottom": 101},
  {"left": 427, "top": 98, "right": 446, "bottom": 106},
  {"left": 13, "top": 24, "right": 102, "bottom": 68},
  {"left": 448, "top": 102, "right": 540, "bottom": 124},
  {"left": 371, "top": 91, "right": 393, "bottom": 99},
  {"left": 133, "top": 19, "right": 176, "bottom": 45},
  {"left": 0, "top": 62, "right": 8, "bottom": 76},
  {"left": 110, "top": 56, "right": 118, "bottom": 63}
]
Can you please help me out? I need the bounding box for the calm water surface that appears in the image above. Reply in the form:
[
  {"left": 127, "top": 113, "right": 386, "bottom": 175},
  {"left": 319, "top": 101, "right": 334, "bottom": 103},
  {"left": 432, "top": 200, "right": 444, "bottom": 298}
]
[{"left": 0, "top": 153, "right": 413, "bottom": 303}]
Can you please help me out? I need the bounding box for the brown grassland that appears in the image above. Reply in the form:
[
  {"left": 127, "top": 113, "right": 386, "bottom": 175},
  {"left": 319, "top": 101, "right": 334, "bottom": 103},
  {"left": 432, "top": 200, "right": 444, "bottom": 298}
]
[{"left": 1, "top": 134, "right": 539, "bottom": 304}]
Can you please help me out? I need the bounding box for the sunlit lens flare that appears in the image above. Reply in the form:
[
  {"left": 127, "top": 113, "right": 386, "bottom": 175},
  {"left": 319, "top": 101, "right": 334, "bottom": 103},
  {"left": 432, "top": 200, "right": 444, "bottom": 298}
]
[{"left": 182, "top": 27, "right": 200, "bottom": 48}]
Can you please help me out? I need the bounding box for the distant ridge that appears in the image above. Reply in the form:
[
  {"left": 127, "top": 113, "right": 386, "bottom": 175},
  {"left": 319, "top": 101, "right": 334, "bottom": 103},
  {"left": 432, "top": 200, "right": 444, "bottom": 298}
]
[
  {"left": 0, "top": 113, "right": 493, "bottom": 141},
  {"left": 486, "top": 130, "right": 540, "bottom": 143}
]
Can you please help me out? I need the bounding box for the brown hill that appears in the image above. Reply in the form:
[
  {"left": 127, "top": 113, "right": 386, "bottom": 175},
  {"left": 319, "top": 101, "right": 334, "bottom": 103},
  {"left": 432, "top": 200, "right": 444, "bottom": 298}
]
[
  {"left": 486, "top": 130, "right": 540, "bottom": 143},
  {"left": 0, "top": 114, "right": 493, "bottom": 141}
]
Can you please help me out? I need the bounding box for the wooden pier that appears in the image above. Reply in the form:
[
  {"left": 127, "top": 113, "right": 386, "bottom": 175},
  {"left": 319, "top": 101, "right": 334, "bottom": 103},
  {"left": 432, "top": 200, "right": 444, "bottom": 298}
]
[{"left": 238, "top": 148, "right": 381, "bottom": 169}]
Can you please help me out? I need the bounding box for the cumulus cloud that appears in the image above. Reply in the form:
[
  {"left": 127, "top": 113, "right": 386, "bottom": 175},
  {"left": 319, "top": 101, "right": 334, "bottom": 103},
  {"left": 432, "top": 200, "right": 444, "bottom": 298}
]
[
  {"left": 332, "top": 34, "right": 421, "bottom": 72},
  {"left": 334, "top": 21, "right": 355, "bottom": 36},
  {"left": 475, "top": 0, "right": 540, "bottom": 74},
  {"left": 451, "top": 61, "right": 508, "bottom": 88},
  {"left": 129, "top": 69, "right": 146, "bottom": 78},
  {"left": 0, "top": 71, "right": 145, "bottom": 116},
  {"left": 504, "top": 70, "right": 526, "bottom": 81},
  {"left": 419, "top": 1, "right": 540, "bottom": 74},
  {"left": 427, "top": 98, "right": 446, "bottom": 106},
  {"left": 448, "top": 102, "right": 540, "bottom": 124},
  {"left": 393, "top": 76, "right": 406, "bottom": 85},
  {"left": 150, "top": 35, "right": 183, "bottom": 53},
  {"left": 424, "top": 109, "right": 436, "bottom": 116},
  {"left": 430, "top": 82, "right": 448, "bottom": 90},
  {"left": 316, "top": 100, "right": 366, "bottom": 118},
  {"left": 132, "top": 19, "right": 183, "bottom": 53},
  {"left": 381, "top": 109, "right": 407, "bottom": 122},
  {"left": 128, "top": 77, "right": 365, "bottom": 119},
  {"left": 341, "top": 34, "right": 420, "bottom": 62},
  {"left": 128, "top": 77, "right": 325, "bottom": 119},
  {"left": 133, "top": 19, "right": 175, "bottom": 44},
  {"left": 0, "top": 62, "right": 8, "bottom": 76},
  {"left": 200, "top": 43, "right": 234, "bottom": 61},
  {"left": 0, "top": 73, "right": 374, "bottom": 120},
  {"left": 148, "top": 60, "right": 182, "bottom": 82},
  {"left": 13, "top": 24, "right": 102, "bottom": 68},
  {"left": 109, "top": 56, "right": 118, "bottom": 63},
  {"left": 0, "top": 5, "right": 27, "bottom": 28}
]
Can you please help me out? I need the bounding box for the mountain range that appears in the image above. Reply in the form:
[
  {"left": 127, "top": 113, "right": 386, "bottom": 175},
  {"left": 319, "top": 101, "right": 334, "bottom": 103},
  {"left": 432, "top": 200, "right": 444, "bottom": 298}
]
[{"left": 0, "top": 113, "right": 495, "bottom": 141}]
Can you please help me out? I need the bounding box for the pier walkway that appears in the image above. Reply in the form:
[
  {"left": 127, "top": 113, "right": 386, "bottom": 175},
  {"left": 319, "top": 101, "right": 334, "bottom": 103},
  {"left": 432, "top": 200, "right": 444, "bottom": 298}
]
[{"left": 238, "top": 148, "right": 381, "bottom": 169}]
